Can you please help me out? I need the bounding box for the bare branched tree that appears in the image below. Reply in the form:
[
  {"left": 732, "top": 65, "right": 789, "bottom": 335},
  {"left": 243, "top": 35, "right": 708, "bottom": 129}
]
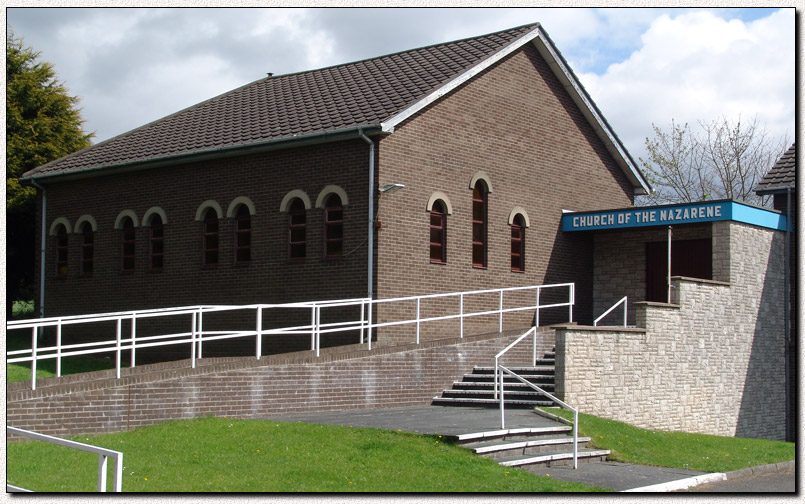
[{"left": 637, "top": 116, "right": 789, "bottom": 207}]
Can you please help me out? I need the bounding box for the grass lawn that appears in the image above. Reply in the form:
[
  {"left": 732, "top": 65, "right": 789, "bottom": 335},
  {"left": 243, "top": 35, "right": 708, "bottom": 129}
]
[
  {"left": 6, "top": 332, "right": 117, "bottom": 383},
  {"left": 542, "top": 408, "right": 795, "bottom": 473},
  {"left": 6, "top": 417, "right": 609, "bottom": 492}
]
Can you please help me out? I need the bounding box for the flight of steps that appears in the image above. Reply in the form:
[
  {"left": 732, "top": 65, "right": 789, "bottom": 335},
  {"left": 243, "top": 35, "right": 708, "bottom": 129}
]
[
  {"left": 449, "top": 424, "right": 610, "bottom": 469},
  {"left": 433, "top": 349, "right": 611, "bottom": 468},
  {"left": 431, "top": 351, "right": 557, "bottom": 408}
]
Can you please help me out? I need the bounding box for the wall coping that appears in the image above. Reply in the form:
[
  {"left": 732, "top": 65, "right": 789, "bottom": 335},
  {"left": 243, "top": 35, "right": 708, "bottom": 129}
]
[
  {"left": 552, "top": 323, "right": 646, "bottom": 333},
  {"left": 672, "top": 276, "right": 731, "bottom": 287}
]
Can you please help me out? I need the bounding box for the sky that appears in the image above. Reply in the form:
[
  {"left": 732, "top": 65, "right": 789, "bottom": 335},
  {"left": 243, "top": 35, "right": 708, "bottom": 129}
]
[{"left": 4, "top": 6, "right": 797, "bottom": 165}]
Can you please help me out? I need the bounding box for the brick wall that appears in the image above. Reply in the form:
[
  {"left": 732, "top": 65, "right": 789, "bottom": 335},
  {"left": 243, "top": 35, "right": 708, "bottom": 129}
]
[
  {"left": 375, "top": 42, "right": 634, "bottom": 329},
  {"left": 7, "top": 329, "right": 553, "bottom": 438},
  {"left": 555, "top": 222, "right": 786, "bottom": 440}
]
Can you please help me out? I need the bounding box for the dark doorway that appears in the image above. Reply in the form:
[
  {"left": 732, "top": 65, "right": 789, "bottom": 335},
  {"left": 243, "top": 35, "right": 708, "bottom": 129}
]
[{"left": 646, "top": 238, "right": 712, "bottom": 302}]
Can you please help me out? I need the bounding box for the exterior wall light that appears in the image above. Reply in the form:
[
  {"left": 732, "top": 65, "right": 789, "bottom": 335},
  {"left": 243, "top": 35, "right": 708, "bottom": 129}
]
[{"left": 379, "top": 183, "right": 405, "bottom": 194}]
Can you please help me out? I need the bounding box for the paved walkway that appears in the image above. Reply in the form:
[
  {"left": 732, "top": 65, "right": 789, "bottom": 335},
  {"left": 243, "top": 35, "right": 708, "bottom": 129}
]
[{"left": 265, "top": 405, "right": 794, "bottom": 492}]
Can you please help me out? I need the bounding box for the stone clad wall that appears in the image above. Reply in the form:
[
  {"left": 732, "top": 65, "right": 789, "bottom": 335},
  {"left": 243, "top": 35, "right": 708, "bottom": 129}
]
[{"left": 556, "top": 221, "right": 786, "bottom": 440}]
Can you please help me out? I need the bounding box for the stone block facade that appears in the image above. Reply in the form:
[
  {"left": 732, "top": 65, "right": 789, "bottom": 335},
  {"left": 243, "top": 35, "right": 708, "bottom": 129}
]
[{"left": 556, "top": 221, "right": 786, "bottom": 440}]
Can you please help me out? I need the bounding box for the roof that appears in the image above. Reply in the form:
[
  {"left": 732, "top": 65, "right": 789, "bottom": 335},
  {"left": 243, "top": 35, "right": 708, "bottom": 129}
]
[
  {"left": 22, "top": 23, "right": 651, "bottom": 194},
  {"left": 756, "top": 143, "right": 796, "bottom": 194}
]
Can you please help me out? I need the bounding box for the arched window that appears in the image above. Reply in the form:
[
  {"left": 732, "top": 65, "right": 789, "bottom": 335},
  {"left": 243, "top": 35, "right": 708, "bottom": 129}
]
[
  {"left": 510, "top": 214, "right": 525, "bottom": 272},
  {"left": 288, "top": 198, "right": 306, "bottom": 262},
  {"left": 149, "top": 214, "right": 164, "bottom": 272},
  {"left": 471, "top": 181, "right": 488, "bottom": 268},
  {"left": 324, "top": 194, "right": 343, "bottom": 258},
  {"left": 55, "top": 224, "right": 69, "bottom": 278},
  {"left": 203, "top": 209, "right": 219, "bottom": 268},
  {"left": 121, "top": 217, "right": 136, "bottom": 273},
  {"left": 234, "top": 205, "right": 251, "bottom": 265},
  {"left": 79, "top": 222, "right": 94, "bottom": 276},
  {"left": 429, "top": 200, "right": 447, "bottom": 264}
]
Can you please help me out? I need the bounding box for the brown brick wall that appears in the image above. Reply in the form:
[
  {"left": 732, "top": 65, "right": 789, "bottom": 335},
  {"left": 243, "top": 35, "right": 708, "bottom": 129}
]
[
  {"left": 7, "top": 329, "right": 554, "bottom": 438},
  {"left": 375, "top": 42, "right": 634, "bottom": 328}
]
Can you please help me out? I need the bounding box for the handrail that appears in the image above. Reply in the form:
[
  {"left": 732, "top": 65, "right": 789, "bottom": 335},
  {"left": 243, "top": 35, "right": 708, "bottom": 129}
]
[
  {"left": 497, "top": 365, "right": 579, "bottom": 470},
  {"left": 593, "top": 296, "right": 628, "bottom": 327},
  {"left": 8, "top": 283, "right": 574, "bottom": 390},
  {"left": 7, "top": 426, "right": 123, "bottom": 492}
]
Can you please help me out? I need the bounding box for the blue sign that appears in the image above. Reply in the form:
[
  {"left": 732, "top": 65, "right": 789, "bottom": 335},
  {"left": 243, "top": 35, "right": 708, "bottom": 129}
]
[{"left": 562, "top": 200, "right": 786, "bottom": 232}]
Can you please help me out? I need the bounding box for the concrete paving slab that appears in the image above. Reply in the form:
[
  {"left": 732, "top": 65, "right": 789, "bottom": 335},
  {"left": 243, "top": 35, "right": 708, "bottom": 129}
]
[{"left": 526, "top": 461, "right": 708, "bottom": 492}]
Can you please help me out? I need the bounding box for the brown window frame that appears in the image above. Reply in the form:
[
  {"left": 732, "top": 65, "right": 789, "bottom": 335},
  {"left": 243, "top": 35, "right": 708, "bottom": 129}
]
[
  {"left": 234, "top": 205, "right": 251, "bottom": 266},
  {"left": 149, "top": 215, "right": 164, "bottom": 272},
  {"left": 121, "top": 218, "right": 136, "bottom": 274},
  {"left": 324, "top": 194, "right": 344, "bottom": 259},
  {"left": 471, "top": 182, "right": 488, "bottom": 269},
  {"left": 202, "top": 209, "right": 219, "bottom": 268},
  {"left": 429, "top": 200, "right": 447, "bottom": 264},
  {"left": 288, "top": 199, "right": 306, "bottom": 262},
  {"left": 510, "top": 215, "right": 525, "bottom": 272},
  {"left": 55, "top": 225, "right": 68, "bottom": 278},
  {"left": 80, "top": 223, "right": 94, "bottom": 277}
]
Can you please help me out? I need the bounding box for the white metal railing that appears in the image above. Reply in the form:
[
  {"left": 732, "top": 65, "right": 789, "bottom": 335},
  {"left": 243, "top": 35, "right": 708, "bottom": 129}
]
[
  {"left": 497, "top": 364, "right": 579, "bottom": 469},
  {"left": 7, "top": 426, "right": 123, "bottom": 492},
  {"left": 7, "top": 283, "right": 574, "bottom": 391},
  {"left": 593, "top": 296, "right": 628, "bottom": 327}
]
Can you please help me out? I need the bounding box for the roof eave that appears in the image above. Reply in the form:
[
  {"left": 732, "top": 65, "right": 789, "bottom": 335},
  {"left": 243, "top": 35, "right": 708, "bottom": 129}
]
[{"left": 20, "top": 124, "right": 385, "bottom": 184}]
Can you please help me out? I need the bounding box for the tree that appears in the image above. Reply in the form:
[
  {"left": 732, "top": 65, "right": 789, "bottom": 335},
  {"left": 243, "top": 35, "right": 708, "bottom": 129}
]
[
  {"left": 6, "top": 30, "right": 94, "bottom": 308},
  {"left": 637, "top": 116, "right": 789, "bottom": 207}
]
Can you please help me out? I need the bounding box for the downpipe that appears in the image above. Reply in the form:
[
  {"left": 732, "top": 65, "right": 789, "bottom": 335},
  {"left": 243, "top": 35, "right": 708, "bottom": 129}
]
[{"left": 358, "top": 129, "right": 376, "bottom": 348}]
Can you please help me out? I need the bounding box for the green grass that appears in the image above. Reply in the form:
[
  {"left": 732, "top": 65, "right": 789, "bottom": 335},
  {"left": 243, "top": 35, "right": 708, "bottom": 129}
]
[
  {"left": 6, "top": 332, "right": 117, "bottom": 383},
  {"left": 6, "top": 417, "right": 609, "bottom": 492},
  {"left": 542, "top": 408, "right": 795, "bottom": 473}
]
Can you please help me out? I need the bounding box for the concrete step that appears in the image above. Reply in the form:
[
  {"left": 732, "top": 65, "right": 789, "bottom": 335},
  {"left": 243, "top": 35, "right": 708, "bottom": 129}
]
[
  {"left": 450, "top": 381, "right": 555, "bottom": 391},
  {"left": 497, "top": 448, "right": 611, "bottom": 468},
  {"left": 466, "top": 436, "right": 593, "bottom": 461},
  {"left": 460, "top": 373, "right": 554, "bottom": 383},
  {"left": 472, "top": 366, "right": 555, "bottom": 374},
  {"left": 431, "top": 396, "right": 554, "bottom": 407},
  {"left": 440, "top": 388, "right": 550, "bottom": 400},
  {"left": 451, "top": 425, "right": 572, "bottom": 443}
]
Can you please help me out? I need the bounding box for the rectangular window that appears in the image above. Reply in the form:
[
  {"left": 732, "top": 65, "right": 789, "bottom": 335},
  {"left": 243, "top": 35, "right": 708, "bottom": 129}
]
[
  {"left": 203, "top": 213, "right": 219, "bottom": 268},
  {"left": 429, "top": 207, "right": 446, "bottom": 264},
  {"left": 81, "top": 230, "right": 94, "bottom": 276},
  {"left": 234, "top": 207, "right": 251, "bottom": 265},
  {"left": 325, "top": 199, "right": 344, "bottom": 258},
  {"left": 289, "top": 204, "right": 306, "bottom": 262},
  {"left": 150, "top": 220, "right": 164, "bottom": 272},
  {"left": 56, "top": 231, "right": 68, "bottom": 278},
  {"left": 472, "top": 186, "right": 487, "bottom": 268},
  {"left": 510, "top": 224, "right": 524, "bottom": 272},
  {"left": 122, "top": 223, "right": 136, "bottom": 273}
]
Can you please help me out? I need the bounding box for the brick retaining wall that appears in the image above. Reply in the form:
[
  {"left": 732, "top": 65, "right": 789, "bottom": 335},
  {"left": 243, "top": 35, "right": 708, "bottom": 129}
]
[{"left": 7, "top": 328, "right": 554, "bottom": 438}]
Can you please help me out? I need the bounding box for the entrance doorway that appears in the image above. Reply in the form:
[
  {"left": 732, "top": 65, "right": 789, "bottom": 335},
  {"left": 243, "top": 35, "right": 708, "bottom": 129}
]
[{"left": 646, "top": 238, "right": 712, "bottom": 302}]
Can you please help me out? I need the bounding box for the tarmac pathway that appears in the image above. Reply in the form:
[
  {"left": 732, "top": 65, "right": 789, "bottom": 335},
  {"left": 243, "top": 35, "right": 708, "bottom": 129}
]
[{"left": 265, "top": 405, "right": 795, "bottom": 493}]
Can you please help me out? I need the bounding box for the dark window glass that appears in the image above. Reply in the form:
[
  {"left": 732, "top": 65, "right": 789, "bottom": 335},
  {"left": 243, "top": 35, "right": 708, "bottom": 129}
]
[
  {"left": 81, "top": 223, "right": 94, "bottom": 276},
  {"left": 471, "top": 183, "right": 488, "bottom": 268},
  {"left": 203, "top": 209, "right": 219, "bottom": 267},
  {"left": 121, "top": 218, "right": 136, "bottom": 273},
  {"left": 234, "top": 205, "right": 251, "bottom": 265},
  {"left": 510, "top": 215, "right": 525, "bottom": 272},
  {"left": 325, "top": 194, "right": 343, "bottom": 258},
  {"left": 150, "top": 215, "right": 164, "bottom": 272},
  {"left": 289, "top": 198, "right": 306, "bottom": 261},
  {"left": 55, "top": 225, "right": 68, "bottom": 277},
  {"left": 429, "top": 200, "right": 446, "bottom": 264}
]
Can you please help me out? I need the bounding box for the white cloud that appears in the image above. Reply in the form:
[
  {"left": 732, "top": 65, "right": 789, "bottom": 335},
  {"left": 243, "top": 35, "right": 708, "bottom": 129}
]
[{"left": 578, "top": 8, "right": 794, "bottom": 163}]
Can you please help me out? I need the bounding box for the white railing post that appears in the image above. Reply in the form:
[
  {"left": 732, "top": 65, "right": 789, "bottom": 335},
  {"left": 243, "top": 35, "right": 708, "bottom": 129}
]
[
  {"left": 115, "top": 319, "right": 122, "bottom": 380},
  {"left": 56, "top": 320, "right": 62, "bottom": 377},
  {"left": 569, "top": 284, "right": 574, "bottom": 323},
  {"left": 197, "top": 309, "right": 204, "bottom": 359},
  {"left": 494, "top": 355, "right": 499, "bottom": 399},
  {"left": 459, "top": 294, "right": 464, "bottom": 339},
  {"left": 368, "top": 300, "right": 373, "bottom": 351},
  {"left": 97, "top": 454, "right": 108, "bottom": 492},
  {"left": 130, "top": 315, "right": 137, "bottom": 368},
  {"left": 535, "top": 287, "right": 541, "bottom": 328},
  {"left": 624, "top": 297, "right": 628, "bottom": 327},
  {"left": 532, "top": 326, "right": 537, "bottom": 365},
  {"left": 256, "top": 306, "right": 263, "bottom": 360},
  {"left": 498, "top": 290, "right": 504, "bottom": 333},
  {"left": 360, "top": 301, "right": 365, "bottom": 344},
  {"left": 190, "top": 311, "right": 197, "bottom": 369},
  {"left": 315, "top": 305, "right": 321, "bottom": 357},
  {"left": 573, "top": 409, "right": 579, "bottom": 469},
  {"left": 310, "top": 306, "right": 316, "bottom": 351},
  {"left": 416, "top": 298, "right": 421, "bottom": 345},
  {"left": 30, "top": 327, "right": 37, "bottom": 391},
  {"left": 499, "top": 368, "right": 506, "bottom": 429}
]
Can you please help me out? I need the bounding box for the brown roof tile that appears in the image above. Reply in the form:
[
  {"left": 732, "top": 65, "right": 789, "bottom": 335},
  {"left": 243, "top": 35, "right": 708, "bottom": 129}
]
[
  {"left": 24, "top": 24, "right": 538, "bottom": 179},
  {"left": 757, "top": 143, "right": 796, "bottom": 193}
]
